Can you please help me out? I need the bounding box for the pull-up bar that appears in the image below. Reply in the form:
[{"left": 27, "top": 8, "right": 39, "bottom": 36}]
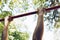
[{"left": 0, "top": 6, "right": 60, "bottom": 21}]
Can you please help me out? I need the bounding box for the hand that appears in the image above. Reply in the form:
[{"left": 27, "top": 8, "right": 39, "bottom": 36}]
[
  {"left": 37, "top": 7, "right": 46, "bottom": 15},
  {"left": 4, "top": 16, "right": 13, "bottom": 26},
  {"left": 8, "top": 16, "right": 13, "bottom": 22}
]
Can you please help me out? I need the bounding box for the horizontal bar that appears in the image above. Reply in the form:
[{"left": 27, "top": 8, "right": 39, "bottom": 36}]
[
  {"left": 0, "top": 11, "right": 38, "bottom": 21},
  {"left": 12, "top": 11, "right": 38, "bottom": 19},
  {"left": 0, "top": 5, "right": 60, "bottom": 21}
]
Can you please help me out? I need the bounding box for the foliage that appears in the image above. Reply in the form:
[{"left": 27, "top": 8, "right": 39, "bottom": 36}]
[
  {"left": 44, "top": 0, "right": 60, "bottom": 29},
  {"left": 9, "top": 31, "right": 29, "bottom": 40},
  {"left": 8, "top": 22, "right": 29, "bottom": 40},
  {"left": 0, "top": 11, "right": 12, "bottom": 18}
]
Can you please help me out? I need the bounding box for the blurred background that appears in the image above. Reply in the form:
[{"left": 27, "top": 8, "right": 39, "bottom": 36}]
[{"left": 0, "top": 0, "right": 60, "bottom": 40}]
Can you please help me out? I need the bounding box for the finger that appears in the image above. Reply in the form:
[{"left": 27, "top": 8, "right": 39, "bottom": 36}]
[
  {"left": 43, "top": 8, "right": 47, "bottom": 13},
  {"left": 8, "top": 16, "right": 13, "bottom": 22}
]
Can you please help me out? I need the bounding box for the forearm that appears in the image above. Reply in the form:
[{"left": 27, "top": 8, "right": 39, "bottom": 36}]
[
  {"left": 32, "top": 14, "right": 44, "bottom": 40},
  {"left": 37, "top": 15, "right": 44, "bottom": 28},
  {"left": 2, "top": 26, "right": 8, "bottom": 40},
  {"left": 1, "top": 16, "right": 10, "bottom": 40},
  {"left": 34, "top": 14, "right": 44, "bottom": 32}
]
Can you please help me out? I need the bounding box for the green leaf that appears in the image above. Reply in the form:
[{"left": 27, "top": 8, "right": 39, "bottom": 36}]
[
  {"left": 0, "top": 11, "right": 12, "bottom": 18},
  {"left": 0, "top": 0, "right": 2, "bottom": 6}
]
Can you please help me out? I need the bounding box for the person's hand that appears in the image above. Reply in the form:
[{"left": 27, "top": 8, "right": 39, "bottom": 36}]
[
  {"left": 4, "top": 16, "right": 13, "bottom": 26},
  {"left": 37, "top": 7, "right": 46, "bottom": 15},
  {"left": 8, "top": 16, "right": 13, "bottom": 22}
]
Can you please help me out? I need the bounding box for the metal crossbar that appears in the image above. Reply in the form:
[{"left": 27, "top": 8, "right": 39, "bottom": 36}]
[{"left": 0, "top": 6, "right": 60, "bottom": 21}]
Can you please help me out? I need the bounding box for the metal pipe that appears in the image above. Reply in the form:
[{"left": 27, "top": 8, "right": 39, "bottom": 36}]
[{"left": 0, "top": 5, "right": 60, "bottom": 21}]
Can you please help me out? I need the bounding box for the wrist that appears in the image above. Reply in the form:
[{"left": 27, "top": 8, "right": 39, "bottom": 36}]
[{"left": 38, "top": 14, "right": 43, "bottom": 16}]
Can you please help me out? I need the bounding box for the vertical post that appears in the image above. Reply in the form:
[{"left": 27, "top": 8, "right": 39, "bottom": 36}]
[
  {"left": 1, "top": 16, "right": 13, "bottom": 40},
  {"left": 32, "top": 8, "right": 45, "bottom": 40}
]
